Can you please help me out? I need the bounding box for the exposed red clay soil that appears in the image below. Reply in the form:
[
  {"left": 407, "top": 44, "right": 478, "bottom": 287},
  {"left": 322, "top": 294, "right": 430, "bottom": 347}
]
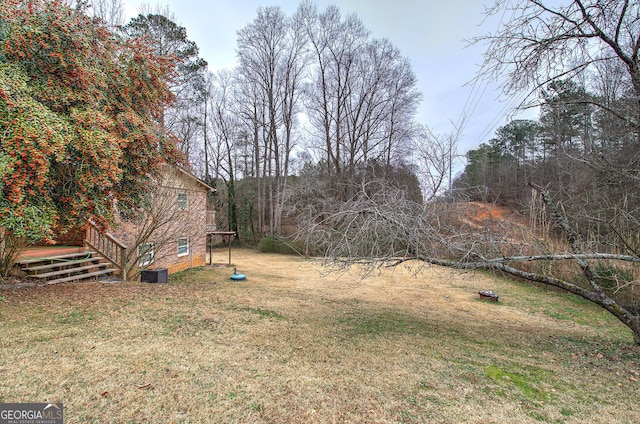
[{"left": 459, "top": 201, "right": 529, "bottom": 228}]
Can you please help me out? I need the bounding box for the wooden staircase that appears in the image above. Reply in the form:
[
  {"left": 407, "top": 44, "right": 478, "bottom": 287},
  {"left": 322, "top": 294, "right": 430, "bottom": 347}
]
[{"left": 16, "top": 250, "right": 119, "bottom": 285}]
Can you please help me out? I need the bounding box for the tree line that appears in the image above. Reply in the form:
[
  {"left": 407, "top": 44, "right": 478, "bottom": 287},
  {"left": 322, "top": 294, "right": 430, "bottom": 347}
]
[
  {"left": 88, "top": 1, "right": 450, "bottom": 241},
  {"left": 455, "top": 0, "right": 640, "bottom": 261},
  {"left": 456, "top": 76, "right": 639, "bottom": 255},
  {"left": 180, "top": 2, "right": 429, "bottom": 240}
]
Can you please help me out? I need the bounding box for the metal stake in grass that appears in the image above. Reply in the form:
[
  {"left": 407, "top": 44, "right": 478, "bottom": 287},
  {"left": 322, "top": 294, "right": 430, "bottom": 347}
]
[{"left": 230, "top": 267, "right": 246, "bottom": 281}]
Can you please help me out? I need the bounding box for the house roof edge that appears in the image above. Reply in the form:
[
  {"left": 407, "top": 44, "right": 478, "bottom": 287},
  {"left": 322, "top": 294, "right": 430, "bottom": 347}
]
[{"left": 172, "top": 165, "right": 215, "bottom": 192}]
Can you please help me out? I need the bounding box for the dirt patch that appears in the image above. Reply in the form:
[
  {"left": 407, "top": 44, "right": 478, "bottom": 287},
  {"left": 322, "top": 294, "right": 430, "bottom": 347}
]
[
  {"left": 464, "top": 201, "right": 526, "bottom": 224},
  {"left": 447, "top": 201, "right": 530, "bottom": 232}
]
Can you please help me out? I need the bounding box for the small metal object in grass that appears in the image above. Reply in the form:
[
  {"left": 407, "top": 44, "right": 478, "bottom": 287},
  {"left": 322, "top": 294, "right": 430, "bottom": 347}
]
[
  {"left": 478, "top": 290, "right": 499, "bottom": 301},
  {"left": 230, "top": 267, "right": 246, "bottom": 281}
]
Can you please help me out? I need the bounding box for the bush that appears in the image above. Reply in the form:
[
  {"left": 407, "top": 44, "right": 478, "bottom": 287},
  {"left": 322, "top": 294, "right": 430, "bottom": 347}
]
[
  {"left": 257, "top": 235, "right": 276, "bottom": 253},
  {"left": 258, "top": 236, "right": 304, "bottom": 255}
]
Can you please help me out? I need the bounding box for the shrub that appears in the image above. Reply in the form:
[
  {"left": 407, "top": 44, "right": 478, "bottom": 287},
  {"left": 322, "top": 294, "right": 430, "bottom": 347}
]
[
  {"left": 257, "top": 235, "right": 276, "bottom": 253},
  {"left": 258, "top": 236, "right": 304, "bottom": 255}
]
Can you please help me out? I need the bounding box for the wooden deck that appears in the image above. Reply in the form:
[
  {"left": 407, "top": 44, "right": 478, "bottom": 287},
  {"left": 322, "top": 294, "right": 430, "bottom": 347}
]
[
  {"left": 17, "top": 246, "right": 88, "bottom": 260},
  {"left": 15, "top": 248, "right": 118, "bottom": 285}
]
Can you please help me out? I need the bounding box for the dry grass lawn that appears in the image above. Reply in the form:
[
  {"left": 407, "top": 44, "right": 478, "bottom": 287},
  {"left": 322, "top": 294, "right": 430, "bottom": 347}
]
[{"left": 1, "top": 248, "right": 639, "bottom": 423}]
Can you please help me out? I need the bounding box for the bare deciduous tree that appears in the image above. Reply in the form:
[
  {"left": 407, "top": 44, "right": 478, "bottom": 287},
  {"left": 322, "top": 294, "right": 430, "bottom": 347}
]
[
  {"left": 411, "top": 124, "right": 460, "bottom": 202},
  {"left": 87, "top": 0, "right": 124, "bottom": 27},
  {"left": 206, "top": 70, "right": 243, "bottom": 235},
  {"left": 118, "top": 168, "right": 207, "bottom": 279},
  {"left": 417, "top": 0, "right": 640, "bottom": 342},
  {"left": 477, "top": 0, "right": 640, "bottom": 132},
  {"left": 301, "top": 2, "right": 420, "bottom": 200},
  {"left": 236, "top": 5, "right": 308, "bottom": 234}
]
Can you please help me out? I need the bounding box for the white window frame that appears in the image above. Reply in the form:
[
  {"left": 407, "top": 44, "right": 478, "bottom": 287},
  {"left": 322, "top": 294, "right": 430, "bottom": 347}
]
[
  {"left": 177, "top": 238, "right": 189, "bottom": 256},
  {"left": 138, "top": 242, "right": 154, "bottom": 267},
  {"left": 177, "top": 192, "right": 188, "bottom": 210}
]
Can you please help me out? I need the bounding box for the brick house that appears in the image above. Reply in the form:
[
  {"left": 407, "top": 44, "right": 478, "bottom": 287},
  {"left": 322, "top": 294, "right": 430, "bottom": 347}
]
[
  {"left": 107, "top": 165, "right": 215, "bottom": 276},
  {"left": 14, "top": 165, "right": 215, "bottom": 284}
]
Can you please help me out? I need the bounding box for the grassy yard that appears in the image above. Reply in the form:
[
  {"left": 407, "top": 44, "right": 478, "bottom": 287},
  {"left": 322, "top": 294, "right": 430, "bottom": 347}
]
[{"left": 1, "top": 249, "right": 639, "bottom": 423}]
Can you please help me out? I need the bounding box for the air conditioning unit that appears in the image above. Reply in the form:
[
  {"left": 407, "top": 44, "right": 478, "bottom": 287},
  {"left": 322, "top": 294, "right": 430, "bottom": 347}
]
[{"left": 141, "top": 268, "right": 168, "bottom": 283}]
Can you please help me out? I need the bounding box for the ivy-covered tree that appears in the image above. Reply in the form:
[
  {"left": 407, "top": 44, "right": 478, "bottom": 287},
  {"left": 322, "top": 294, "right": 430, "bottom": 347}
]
[{"left": 0, "top": 0, "right": 182, "bottom": 274}]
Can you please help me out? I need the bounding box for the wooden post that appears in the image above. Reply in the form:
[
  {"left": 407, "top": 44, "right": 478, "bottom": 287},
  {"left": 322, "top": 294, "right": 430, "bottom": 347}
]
[{"left": 120, "top": 247, "right": 127, "bottom": 280}]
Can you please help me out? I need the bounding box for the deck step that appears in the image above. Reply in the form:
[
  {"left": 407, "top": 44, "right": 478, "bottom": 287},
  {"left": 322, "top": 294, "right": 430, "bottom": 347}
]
[
  {"left": 16, "top": 251, "right": 94, "bottom": 265},
  {"left": 31, "top": 263, "right": 111, "bottom": 279},
  {"left": 22, "top": 257, "right": 102, "bottom": 272},
  {"left": 46, "top": 268, "right": 118, "bottom": 285},
  {"left": 16, "top": 249, "right": 117, "bottom": 284}
]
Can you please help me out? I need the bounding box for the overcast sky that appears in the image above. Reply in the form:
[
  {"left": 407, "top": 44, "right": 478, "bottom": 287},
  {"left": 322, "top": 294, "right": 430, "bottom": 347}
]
[{"left": 122, "top": 0, "right": 534, "bottom": 169}]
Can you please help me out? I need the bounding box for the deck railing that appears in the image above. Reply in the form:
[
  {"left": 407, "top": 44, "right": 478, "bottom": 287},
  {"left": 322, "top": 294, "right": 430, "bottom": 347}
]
[{"left": 84, "top": 220, "right": 128, "bottom": 279}]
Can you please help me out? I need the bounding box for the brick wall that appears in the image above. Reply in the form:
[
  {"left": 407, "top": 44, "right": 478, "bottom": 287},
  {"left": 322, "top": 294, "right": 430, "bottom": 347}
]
[{"left": 109, "top": 166, "right": 211, "bottom": 279}]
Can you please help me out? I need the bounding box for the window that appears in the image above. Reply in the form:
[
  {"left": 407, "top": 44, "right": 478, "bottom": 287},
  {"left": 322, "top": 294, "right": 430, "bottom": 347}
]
[
  {"left": 138, "top": 243, "right": 154, "bottom": 267},
  {"left": 177, "top": 192, "right": 188, "bottom": 210},
  {"left": 177, "top": 238, "right": 189, "bottom": 256}
]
